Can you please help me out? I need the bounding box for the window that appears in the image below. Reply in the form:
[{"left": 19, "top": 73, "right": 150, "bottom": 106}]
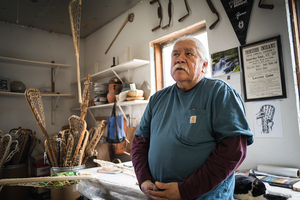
[{"left": 150, "top": 21, "right": 207, "bottom": 91}]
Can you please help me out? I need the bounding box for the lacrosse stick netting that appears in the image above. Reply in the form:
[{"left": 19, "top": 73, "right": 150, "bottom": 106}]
[
  {"left": 0, "top": 172, "right": 94, "bottom": 190},
  {"left": 69, "top": 0, "right": 82, "bottom": 104},
  {"left": 25, "top": 88, "right": 58, "bottom": 166}
]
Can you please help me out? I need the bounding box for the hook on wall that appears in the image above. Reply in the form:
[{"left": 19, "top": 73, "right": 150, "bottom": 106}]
[
  {"left": 162, "top": 0, "right": 172, "bottom": 30},
  {"left": 150, "top": 0, "right": 163, "bottom": 32},
  {"left": 178, "top": 0, "right": 190, "bottom": 22},
  {"left": 206, "top": 0, "right": 220, "bottom": 30}
]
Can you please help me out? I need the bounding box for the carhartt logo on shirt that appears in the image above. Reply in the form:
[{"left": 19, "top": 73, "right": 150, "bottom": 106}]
[{"left": 190, "top": 116, "right": 196, "bottom": 123}]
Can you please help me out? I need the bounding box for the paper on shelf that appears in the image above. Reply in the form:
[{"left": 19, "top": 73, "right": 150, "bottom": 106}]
[{"left": 257, "top": 164, "right": 300, "bottom": 178}]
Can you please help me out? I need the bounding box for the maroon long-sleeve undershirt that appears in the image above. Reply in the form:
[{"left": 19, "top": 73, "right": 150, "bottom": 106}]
[{"left": 131, "top": 134, "right": 247, "bottom": 200}]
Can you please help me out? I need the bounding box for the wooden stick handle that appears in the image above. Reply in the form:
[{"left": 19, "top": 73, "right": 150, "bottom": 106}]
[{"left": 105, "top": 13, "right": 134, "bottom": 54}]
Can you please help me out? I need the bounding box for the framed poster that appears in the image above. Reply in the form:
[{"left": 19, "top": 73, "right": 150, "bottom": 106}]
[
  {"left": 240, "top": 35, "right": 286, "bottom": 101},
  {"left": 0, "top": 77, "right": 10, "bottom": 92}
]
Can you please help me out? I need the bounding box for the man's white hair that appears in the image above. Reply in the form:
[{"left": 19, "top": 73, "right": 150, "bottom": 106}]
[{"left": 173, "top": 36, "right": 209, "bottom": 63}]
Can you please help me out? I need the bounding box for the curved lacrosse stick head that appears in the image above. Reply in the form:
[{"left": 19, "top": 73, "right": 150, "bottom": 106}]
[
  {"left": 0, "top": 134, "right": 12, "bottom": 168},
  {"left": 69, "top": 115, "right": 87, "bottom": 166},
  {"left": 13, "top": 129, "right": 29, "bottom": 165},
  {"left": 4, "top": 140, "right": 19, "bottom": 165},
  {"left": 82, "top": 120, "right": 107, "bottom": 165},
  {"left": 25, "top": 88, "right": 46, "bottom": 129}
]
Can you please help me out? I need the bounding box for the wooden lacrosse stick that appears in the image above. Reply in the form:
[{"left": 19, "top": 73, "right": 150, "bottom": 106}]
[
  {"left": 0, "top": 174, "right": 94, "bottom": 188},
  {"left": 45, "top": 140, "right": 55, "bottom": 167},
  {"left": 25, "top": 133, "right": 38, "bottom": 163},
  {"left": 4, "top": 140, "right": 19, "bottom": 165},
  {"left": 63, "top": 134, "right": 74, "bottom": 167},
  {"left": 105, "top": 13, "right": 134, "bottom": 54},
  {"left": 51, "top": 135, "right": 60, "bottom": 167},
  {"left": 69, "top": 115, "right": 87, "bottom": 166},
  {"left": 88, "top": 127, "right": 97, "bottom": 144},
  {"left": 13, "top": 128, "right": 29, "bottom": 165},
  {"left": 25, "top": 88, "right": 58, "bottom": 166},
  {"left": 0, "top": 134, "right": 12, "bottom": 169},
  {"left": 57, "top": 131, "right": 65, "bottom": 167},
  {"left": 82, "top": 120, "right": 107, "bottom": 165},
  {"left": 78, "top": 130, "right": 89, "bottom": 166},
  {"left": 80, "top": 74, "right": 91, "bottom": 120},
  {"left": 69, "top": 0, "right": 82, "bottom": 104},
  {"left": 0, "top": 130, "right": 4, "bottom": 138}
]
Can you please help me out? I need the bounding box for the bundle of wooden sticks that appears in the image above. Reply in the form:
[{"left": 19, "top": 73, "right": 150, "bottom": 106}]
[{"left": 26, "top": 74, "right": 106, "bottom": 167}]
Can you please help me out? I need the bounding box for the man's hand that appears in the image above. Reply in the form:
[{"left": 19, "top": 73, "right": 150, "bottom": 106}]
[
  {"left": 141, "top": 180, "right": 158, "bottom": 199},
  {"left": 144, "top": 181, "right": 181, "bottom": 200}
]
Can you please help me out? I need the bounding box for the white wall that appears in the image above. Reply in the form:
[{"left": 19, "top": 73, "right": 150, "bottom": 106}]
[
  {"left": 84, "top": 0, "right": 300, "bottom": 170},
  {"left": 0, "top": 22, "right": 83, "bottom": 156},
  {"left": 1, "top": 0, "right": 299, "bottom": 169}
]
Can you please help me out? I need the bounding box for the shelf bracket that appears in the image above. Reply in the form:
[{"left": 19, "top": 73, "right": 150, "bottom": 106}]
[
  {"left": 53, "top": 66, "right": 60, "bottom": 82},
  {"left": 111, "top": 68, "right": 124, "bottom": 83},
  {"left": 51, "top": 66, "right": 60, "bottom": 93},
  {"left": 88, "top": 108, "right": 97, "bottom": 123},
  {"left": 117, "top": 104, "right": 129, "bottom": 126},
  {"left": 51, "top": 96, "right": 60, "bottom": 124}
]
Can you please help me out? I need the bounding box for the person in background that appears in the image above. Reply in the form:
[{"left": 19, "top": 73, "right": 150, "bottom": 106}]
[{"left": 131, "top": 36, "right": 253, "bottom": 200}]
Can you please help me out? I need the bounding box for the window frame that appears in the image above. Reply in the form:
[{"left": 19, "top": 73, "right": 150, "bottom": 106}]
[{"left": 289, "top": 0, "right": 300, "bottom": 95}]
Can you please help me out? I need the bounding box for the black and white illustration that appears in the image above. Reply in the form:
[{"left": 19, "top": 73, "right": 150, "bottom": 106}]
[{"left": 253, "top": 100, "right": 283, "bottom": 137}]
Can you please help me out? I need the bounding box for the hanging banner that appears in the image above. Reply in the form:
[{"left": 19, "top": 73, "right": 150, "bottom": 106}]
[{"left": 220, "top": 0, "right": 253, "bottom": 45}]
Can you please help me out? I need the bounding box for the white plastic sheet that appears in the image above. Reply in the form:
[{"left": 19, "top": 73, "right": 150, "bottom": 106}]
[{"left": 76, "top": 165, "right": 146, "bottom": 200}]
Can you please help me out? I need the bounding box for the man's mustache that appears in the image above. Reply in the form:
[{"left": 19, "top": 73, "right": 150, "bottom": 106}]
[{"left": 172, "top": 64, "right": 189, "bottom": 75}]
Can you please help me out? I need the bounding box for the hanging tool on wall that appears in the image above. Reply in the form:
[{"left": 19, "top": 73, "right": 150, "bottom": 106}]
[
  {"left": 162, "top": 0, "right": 172, "bottom": 30},
  {"left": 105, "top": 13, "right": 134, "bottom": 54},
  {"left": 178, "top": 0, "right": 190, "bottom": 22},
  {"left": 150, "top": 0, "right": 163, "bottom": 32},
  {"left": 258, "top": 0, "right": 274, "bottom": 10},
  {"left": 206, "top": 0, "right": 220, "bottom": 30}
]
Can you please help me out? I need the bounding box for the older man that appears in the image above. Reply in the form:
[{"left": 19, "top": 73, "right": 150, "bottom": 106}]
[{"left": 131, "top": 36, "right": 253, "bottom": 200}]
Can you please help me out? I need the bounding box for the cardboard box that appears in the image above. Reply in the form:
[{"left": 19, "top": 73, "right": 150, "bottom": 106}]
[
  {"left": 0, "top": 163, "right": 29, "bottom": 200},
  {"left": 29, "top": 190, "right": 51, "bottom": 200},
  {"left": 30, "top": 156, "right": 50, "bottom": 177},
  {"left": 29, "top": 188, "right": 51, "bottom": 200},
  {"left": 31, "top": 165, "right": 50, "bottom": 177}
]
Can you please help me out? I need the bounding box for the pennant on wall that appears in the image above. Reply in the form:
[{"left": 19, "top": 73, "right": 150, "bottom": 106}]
[{"left": 220, "top": 0, "right": 253, "bottom": 45}]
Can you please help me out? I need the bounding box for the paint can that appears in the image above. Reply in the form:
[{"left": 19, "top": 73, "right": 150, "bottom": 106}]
[{"left": 50, "top": 165, "right": 85, "bottom": 200}]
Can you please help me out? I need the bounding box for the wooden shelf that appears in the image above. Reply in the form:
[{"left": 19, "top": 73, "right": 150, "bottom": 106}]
[
  {"left": 0, "top": 55, "right": 71, "bottom": 69},
  {"left": 76, "top": 59, "right": 149, "bottom": 83},
  {"left": 0, "top": 91, "right": 74, "bottom": 97},
  {"left": 71, "top": 100, "right": 148, "bottom": 111}
]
